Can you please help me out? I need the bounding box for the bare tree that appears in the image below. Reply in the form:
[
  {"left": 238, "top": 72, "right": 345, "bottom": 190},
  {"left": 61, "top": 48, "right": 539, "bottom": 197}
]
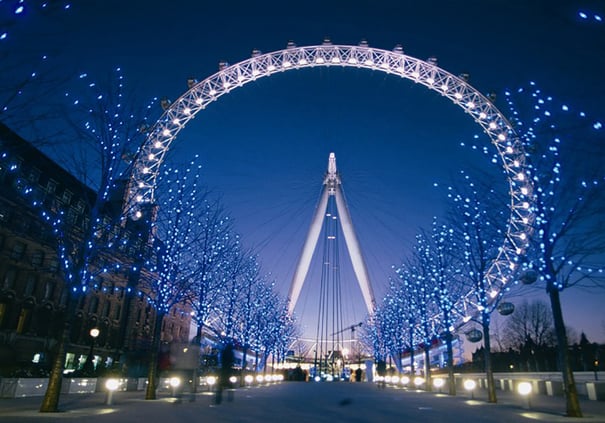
[
  {"left": 140, "top": 158, "right": 210, "bottom": 400},
  {"left": 502, "top": 300, "right": 555, "bottom": 350},
  {"left": 34, "top": 69, "right": 157, "bottom": 412},
  {"left": 502, "top": 300, "right": 555, "bottom": 371},
  {"left": 505, "top": 82, "right": 605, "bottom": 417},
  {"left": 446, "top": 170, "right": 511, "bottom": 403},
  {"left": 211, "top": 244, "right": 254, "bottom": 342},
  {"left": 424, "top": 219, "right": 465, "bottom": 396},
  {"left": 398, "top": 240, "right": 440, "bottom": 391},
  {"left": 187, "top": 195, "right": 235, "bottom": 391},
  {"left": 368, "top": 278, "right": 413, "bottom": 373},
  {"left": 1, "top": 1, "right": 74, "bottom": 142}
]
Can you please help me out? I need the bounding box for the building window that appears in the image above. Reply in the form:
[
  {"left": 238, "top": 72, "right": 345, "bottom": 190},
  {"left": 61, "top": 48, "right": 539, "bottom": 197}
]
[
  {"left": 43, "top": 280, "right": 55, "bottom": 301},
  {"left": 16, "top": 218, "right": 30, "bottom": 234},
  {"left": 0, "top": 205, "right": 9, "bottom": 223},
  {"left": 89, "top": 296, "right": 99, "bottom": 314},
  {"left": 2, "top": 268, "right": 17, "bottom": 289},
  {"left": 16, "top": 308, "right": 31, "bottom": 334},
  {"left": 46, "top": 180, "right": 57, "bottom": 194},
  {"left": 31, "top": 250, "right": 44, "bottom": 267},
  {"left": 66, "top": 208, "right": 78, "bottom": 225},
  {"left": 27, "top": 168, "right": 41, "bottom": 184},
  {"left": 75, "top": 200, "right": 85, "bottom": 213},
  {"left": 24, "top": 275, "right": 37, "bottom": 297},
  {"left": 114, "top": 304, "right": 121, "bottom": 321},
  {"left": 61, "top": 189, "right": 72, "bottom": 205},
  {"left": 10, "top": 242, "right": 26, "bottom": 261},
  {"left": 48, "top": 259, "right": 59, "bottom": 273},
  {"left": 59, "top": 288, "right": 68, "bottom": 307},
  {"left": 102, "top": 301, "right": 110, "bottom": 318}
]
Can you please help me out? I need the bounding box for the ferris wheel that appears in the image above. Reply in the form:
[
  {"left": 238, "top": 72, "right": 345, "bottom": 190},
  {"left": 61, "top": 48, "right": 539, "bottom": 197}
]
[{"left": 126, "top": 39, "right": 535, "bottom": 329}]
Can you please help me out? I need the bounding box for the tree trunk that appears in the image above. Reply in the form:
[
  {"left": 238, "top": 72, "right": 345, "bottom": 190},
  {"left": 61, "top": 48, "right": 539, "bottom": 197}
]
[
  {"left": 409, "top": 326, "right": 415, "bottom": 375},
  {"left": 39, "top": 320, "right": 69, "bottom": 412},
  {"left": 240, "top": 346, "right": 248, "bottom": 387},
  {"left": 445, "top": 332, "right": 456, "bottom": 396},
  {"left": 241, "top": 347, "right": 248, "bottom": 374},
  {"left": 145, "top": 313, "right": 165, "bottom": 400},
  {"left": 191, "top": 325, "right": 203, "bottom": 394},
  {"left": 482, "top": 315, "right": 497, "bottom": 403},
  {"left": 424, "top": 346, "right": 432, "bottom": 391},
  {"left": 549, "top": 288, "right": 582, "bottom": 417},
  {"left": 39, "top": 298, "right": 77, "bottom": 412}
]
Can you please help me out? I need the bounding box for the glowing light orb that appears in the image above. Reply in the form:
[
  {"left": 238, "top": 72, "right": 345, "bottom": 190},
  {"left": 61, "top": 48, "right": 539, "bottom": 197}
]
[
  {"left": 433, "top": 378, "right": 445, "bottom": 388},
  {"left": 517, "top": 381, "right": 532, "bottom": 396},
  {"left": 463, "top": 379, "right": 476, "bottom": 391}
]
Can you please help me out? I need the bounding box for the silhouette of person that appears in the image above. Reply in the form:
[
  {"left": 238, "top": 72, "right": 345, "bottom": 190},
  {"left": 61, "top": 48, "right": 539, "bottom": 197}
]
[
  {"left": 216, "top": 342, "right": 235, "bottom": 404},
  {"left": 376, "top": 360, "right": 386, "bottom": 389},
  {"left": 355, "top": 367, "right": 363, "bottom": 382}
]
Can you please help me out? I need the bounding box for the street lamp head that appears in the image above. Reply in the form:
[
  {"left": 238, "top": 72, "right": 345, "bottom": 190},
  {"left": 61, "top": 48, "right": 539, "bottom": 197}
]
[{"left": 90, "top": 328, "right": 100, "bottom": 338}]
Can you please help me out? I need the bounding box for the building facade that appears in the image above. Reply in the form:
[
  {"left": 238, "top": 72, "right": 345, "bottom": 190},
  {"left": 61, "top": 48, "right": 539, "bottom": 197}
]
[{"left": 0, "top": 122, "right": 191, "bottom": 377}]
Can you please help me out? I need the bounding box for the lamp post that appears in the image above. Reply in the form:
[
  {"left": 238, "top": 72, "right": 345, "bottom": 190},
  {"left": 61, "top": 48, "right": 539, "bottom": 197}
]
[{"left": 84, "top": 327, "right": 100, "bottom": 374}]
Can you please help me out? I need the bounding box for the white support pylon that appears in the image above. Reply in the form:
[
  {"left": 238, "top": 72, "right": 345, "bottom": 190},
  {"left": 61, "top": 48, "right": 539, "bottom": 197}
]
[{"left": 287, "top": 152, "right": 376, "bottom": 315}]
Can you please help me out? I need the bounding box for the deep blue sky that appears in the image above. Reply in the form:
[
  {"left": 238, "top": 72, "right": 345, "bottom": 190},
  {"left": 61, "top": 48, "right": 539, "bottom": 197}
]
[{"left": 6, "top": 0, "right": 605, "bottom": 347}]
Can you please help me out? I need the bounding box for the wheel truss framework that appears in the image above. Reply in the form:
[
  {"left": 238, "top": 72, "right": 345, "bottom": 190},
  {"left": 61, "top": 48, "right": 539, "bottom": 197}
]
[{"left": 128, "top": 40, "right": 535, "bottom": 325}]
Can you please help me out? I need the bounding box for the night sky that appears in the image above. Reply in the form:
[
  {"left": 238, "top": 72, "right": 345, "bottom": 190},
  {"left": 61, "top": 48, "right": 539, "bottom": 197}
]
[{"left": 5, "top": 0, "right": 605, "bottom": 349}]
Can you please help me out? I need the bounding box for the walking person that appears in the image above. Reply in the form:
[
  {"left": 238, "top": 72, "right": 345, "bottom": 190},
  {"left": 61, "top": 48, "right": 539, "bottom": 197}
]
[
  {"left": 216, "top": 342, "right": 235, "bottom": 404},
  {"left": 376, "top": 360, "right": 386, "bottom": 389}
]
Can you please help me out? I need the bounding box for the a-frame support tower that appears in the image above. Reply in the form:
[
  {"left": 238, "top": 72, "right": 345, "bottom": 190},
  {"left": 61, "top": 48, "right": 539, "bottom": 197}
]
[{"left": 287, "top": 152, "right": 376, "bottom": 315}]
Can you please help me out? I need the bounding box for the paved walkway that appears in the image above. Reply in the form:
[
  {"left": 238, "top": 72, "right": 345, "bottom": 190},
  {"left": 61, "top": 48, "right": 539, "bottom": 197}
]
[{"left": 1, "top": 382, "right": 604, "bottom": 422}]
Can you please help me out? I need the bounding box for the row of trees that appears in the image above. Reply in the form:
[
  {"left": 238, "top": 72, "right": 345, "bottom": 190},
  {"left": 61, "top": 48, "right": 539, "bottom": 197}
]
[
  {"left": 480, "top": 300, "right": 602, "bottom": 374},
  {"left": 140, "top": 159, "right": 297, "bottom": 399},
  {"left": 364, "top": 83, "right": 605, "bottom": 417},
  {"left": 0, "top": 66, "right": 297, "bottom": 409},
  {"left": 2, "top": 7, "right": 298, "bottom": 411}
]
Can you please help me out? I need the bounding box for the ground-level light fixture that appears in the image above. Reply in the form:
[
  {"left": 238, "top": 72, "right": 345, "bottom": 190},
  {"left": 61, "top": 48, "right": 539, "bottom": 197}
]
[
  {"left": 169, "top": 377, "right": 181, "bottom": 397},
  {"left": 517, "top": 381, "right": 532, "bottom": 409},
  {"left": 105, "top": 378, "right": 120, "bottom": 405},
  {"left": 433, "top": 377, "right": 445, "bottom": 392},
  {"left": 464, "top": 379, "right": 477, "bottom": 399}
]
